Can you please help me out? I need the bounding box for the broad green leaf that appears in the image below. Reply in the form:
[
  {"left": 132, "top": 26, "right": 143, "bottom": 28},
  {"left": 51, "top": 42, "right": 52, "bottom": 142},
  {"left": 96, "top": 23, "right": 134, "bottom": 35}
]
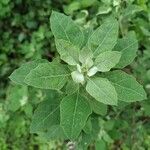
[
  {"left": 82, "top": 28, "right": 93, "bottom": 46},
  {"left": 81, "top": 90, "right": 107, "bottom": 115},
  {"left": 9, "top": 59, "right": 48, "bottom": 85},
  {"left": 114, "top": 31, "right": 138, "bottom": 68},
  {"left": 60, "top": 92, "right": 92, "bottom": 139},
  {"left": 39, "top": 125, "right": 65, "bottom": 140},
  {"left": 89, "top": 99, "right": 107, "bottom": 116},
  {"left": 30, "top": 100, "right": 60, "bottom": 133},
  {"left": 86, "top": 77, "right": 118, "bottom": 105},
  {"left": 79, "top": 47, "right": 93, "bottom": 63},
  {"left": 43, "top": 89, "right": 63, "bottom": 101},
  {"left": 55, "top": 39, "right": 80, "bottom": 65},
  {"left": 95, "top": 51, "right": 121, "bottom": 72},
  {"left": 123, "top": 4, "right": 143, "bottom": 18},
  {"left": 88, "top": 18, "right": 118, "bottom": 57},
  {"left": 79, "top": 47, "right": 93, "bottom": 68},
  {"left": 24, "top": 63, "right": 70, "bottom": 90},
  {"left": 50, "top": 11, "right": 84, "bottom": 48},
  {"left": 83, "top": 117, "right": 92, "bottom": 134},
  {"left": 104, "top": 70, "right": 147, "bottom": 102}
]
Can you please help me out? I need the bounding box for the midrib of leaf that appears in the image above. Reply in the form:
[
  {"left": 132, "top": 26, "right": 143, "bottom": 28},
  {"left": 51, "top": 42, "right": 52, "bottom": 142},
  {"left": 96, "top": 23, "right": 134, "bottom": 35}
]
[
  {"left": 113, "top": 78, "right": 129, "bottom": 84},
  {"left": 38, "top": 74, "right": 70, "bottom": 79},
  {"left": 58, "top": 77, "right": 67, "bottom": 87},
  {"left": 49, "top": 126, "right": 60, "bottom": 136},
  {"left": 55, "top": 15, "right": 71, "bottom": 43},
  {"left": 93, "top": 22, "right": 115, "bottom": 55},
  {"left": 71, "top": 90, "right": 79, "bottom": 138},
  {"left": 24, "top": 64, "right": 70, "bottom": 81},
  {"left": 120, "top": 41, "right": 137, "bottom": 52},
  {"left": 22, "top": 65, "right": 39, "bottom": 83},
  {"left": 34, "top": 105, "right": 59, "bottom": 130},
  {"left": 88, "top": 78, "right": 113, "bottom": 103},
  {"left": 113, "top": 82, "right": 144, "bottom": 98},
  {"left": 97, "top": 56, "right": 115, "bottom": 66},
  {"left": 105, "top": 74, "right": 144, "bottom": 97}
]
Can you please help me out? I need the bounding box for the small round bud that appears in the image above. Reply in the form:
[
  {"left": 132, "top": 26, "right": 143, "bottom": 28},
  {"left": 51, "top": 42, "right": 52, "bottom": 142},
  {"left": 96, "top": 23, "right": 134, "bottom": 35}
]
[
  {"left": 87, "top": 66, "right": 98, "bottom": 77},
  {"left": 71, "top": 71, "right": 84, "bottom": 84}
]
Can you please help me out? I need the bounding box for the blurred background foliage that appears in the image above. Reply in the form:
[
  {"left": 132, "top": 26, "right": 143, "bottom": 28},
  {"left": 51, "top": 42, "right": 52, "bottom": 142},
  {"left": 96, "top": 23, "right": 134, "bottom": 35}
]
[{"left": 0, "top": 0, "right": 150, "bottom": 149}]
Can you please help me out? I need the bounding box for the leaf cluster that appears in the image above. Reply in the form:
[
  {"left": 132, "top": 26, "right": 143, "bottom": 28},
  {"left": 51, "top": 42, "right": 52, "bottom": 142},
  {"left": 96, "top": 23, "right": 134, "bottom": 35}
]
[{"left": 10, "top": 11, "right": 147, "bottom": 142}]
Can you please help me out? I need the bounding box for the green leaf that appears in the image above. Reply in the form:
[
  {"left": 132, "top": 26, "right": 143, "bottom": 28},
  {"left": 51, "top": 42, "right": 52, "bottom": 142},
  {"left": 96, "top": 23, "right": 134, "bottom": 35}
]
[
  {"left": 79, "top": 47, "right": 93, "bottom": 68},
  {"left": 66, "top": 80, "right": 79, "bottom": 95},
  {"left": 60, "top": 92, "right": 92, "bottom": 139},
  {"left": 89, "top": 99, "right": 107, "bottom": 116},
  {"left": 82, "top": 28, "right": 93, "bottom": 46},
  {"left": 50, "top": 11, "right": 84, "bottom": 48},
  {"left": 79, "top": 47, "right": 93, "bottom": 63},
  {"left": 88, "top": 18, "right": 118, "bottom": 57},
  {"left": 9, "top": 59, "right": 48, "bottom": 85},
  {"left": 114, "top": 32, "right": 138, "bottom": 68},
  {"left": 95, "top": 51, "right": 121, "bottom": 72},
  {"left": 24, "top": 63, "right": 70, "bottom": 90},
  {"left": 104, "top": 70, "right": 147, "bottom": 102},
  {"left": 123, "top": 4, "right": 143, "bottom": 18},
  {"left": 83, "top": 117, "right": 92, "bottom": 134},
  {"left": 86, "top": 77, "right": 118, "bottom": 105},
  {"left": 30, "top": 100, "right": 60, "bottom": 133},
  {"left": 81, "top": 90, "right": 107, "bottom": 115},
  {"left": 114, "top": 31, "right": 138, "bottom": 68},
  {"left": 55, "top": 39, "right": 80, "bottom": 65},
  {"left": 39, "top": 125, "right": 66, "bottom": 140}
]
